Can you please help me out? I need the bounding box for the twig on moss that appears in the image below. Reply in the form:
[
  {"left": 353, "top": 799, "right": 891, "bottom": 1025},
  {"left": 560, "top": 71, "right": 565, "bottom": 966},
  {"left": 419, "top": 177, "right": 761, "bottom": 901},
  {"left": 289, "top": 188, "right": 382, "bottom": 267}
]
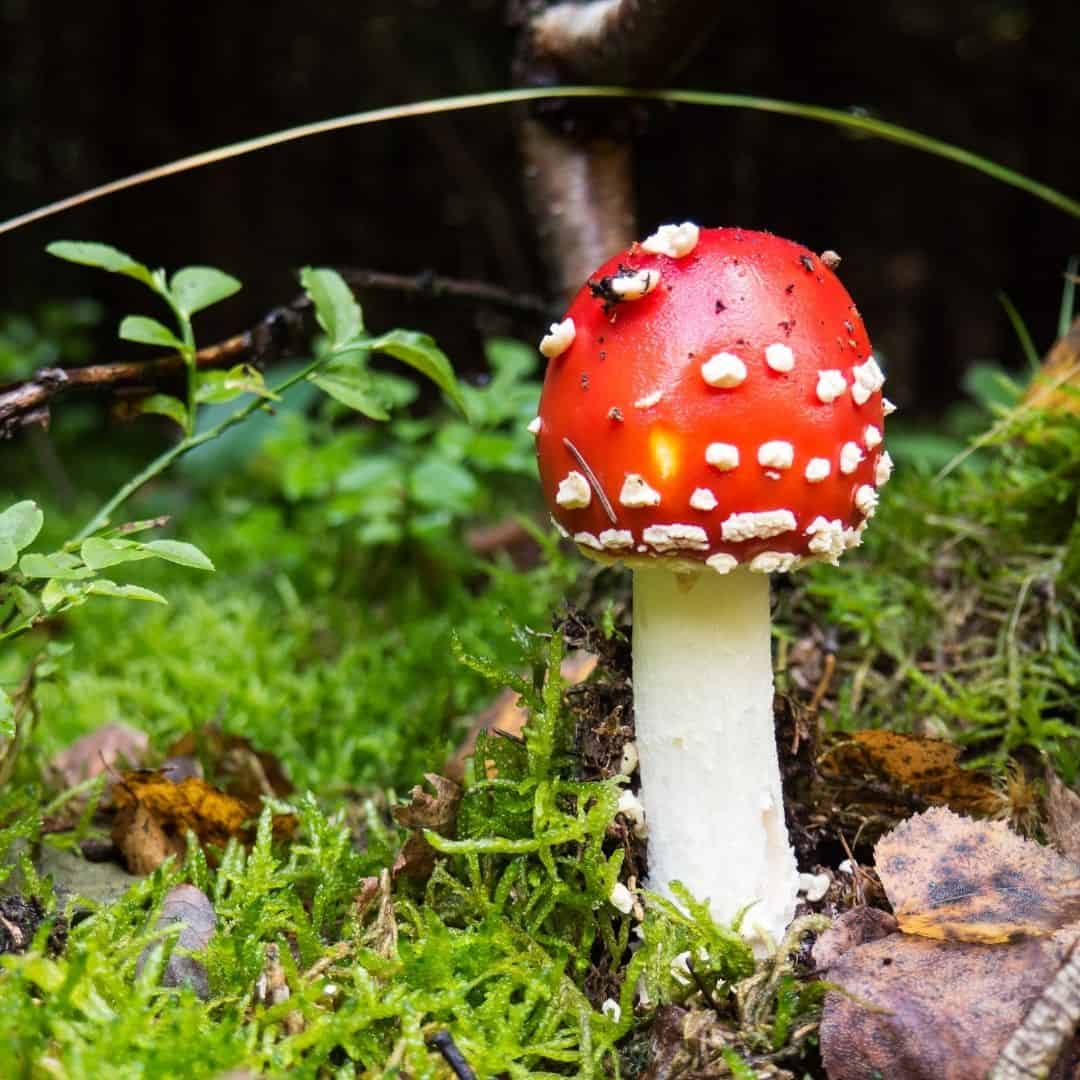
[
  {"left": 425, "top": 1030, "right": 478, "bottom": 1080},
  {"left": 0, "top": 269, "right": 551, "bottom": 439}
]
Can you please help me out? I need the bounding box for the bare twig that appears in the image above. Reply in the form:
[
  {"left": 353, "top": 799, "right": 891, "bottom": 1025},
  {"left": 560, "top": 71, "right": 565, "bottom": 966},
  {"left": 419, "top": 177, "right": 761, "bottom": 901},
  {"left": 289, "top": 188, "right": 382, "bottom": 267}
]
[
  {"left": 0, "top": 269, "right": 551, "bottom": 439},
  {"left": 425, "top": 1030, "right": 478, "bottom": 1080},
  {"left": 989, "top": 937, "right": 1080, "bottom": 1080}
]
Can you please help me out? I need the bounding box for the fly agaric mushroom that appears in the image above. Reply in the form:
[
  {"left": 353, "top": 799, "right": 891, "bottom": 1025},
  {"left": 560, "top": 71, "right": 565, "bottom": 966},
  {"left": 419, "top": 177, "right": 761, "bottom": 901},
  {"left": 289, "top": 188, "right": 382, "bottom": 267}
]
[{"left": 533, "top": 225, "right": 890, "bottom": 947}]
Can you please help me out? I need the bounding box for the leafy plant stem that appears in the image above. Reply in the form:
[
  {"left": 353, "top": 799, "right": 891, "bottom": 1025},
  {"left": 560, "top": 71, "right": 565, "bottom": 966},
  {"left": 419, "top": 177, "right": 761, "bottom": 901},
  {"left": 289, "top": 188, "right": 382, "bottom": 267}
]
[{"left": 75, "top": 352, "right": 329, "bottom": 540}]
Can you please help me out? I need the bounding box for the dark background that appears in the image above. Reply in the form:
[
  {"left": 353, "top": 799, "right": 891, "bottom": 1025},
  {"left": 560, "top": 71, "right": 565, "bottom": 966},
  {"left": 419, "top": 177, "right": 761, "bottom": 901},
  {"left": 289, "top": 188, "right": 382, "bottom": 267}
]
[{"left": 1, "top": 0, "right": 1077, "bottom": 416}]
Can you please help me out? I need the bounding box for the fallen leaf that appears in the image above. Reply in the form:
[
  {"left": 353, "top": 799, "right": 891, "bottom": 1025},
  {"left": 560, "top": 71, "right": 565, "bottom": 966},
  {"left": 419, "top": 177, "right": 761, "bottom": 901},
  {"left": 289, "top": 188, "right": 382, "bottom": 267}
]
[
  {"left": 110, "top": 769, "right": 294, "bottom": 875},
  {"left": 388, "top": 773, "right": 461, "bottom": 883},
  {"left": 166, "top": 726, "right": 292, "bottom": 802},
  {"left": 445, "top": 650, "right": 598, "bottom": 781},
  {"left": 113, "top": 771, "right": 251, "bottom": 847},
  {"left": 47, "top": 723, "right": 149, "bottom": 788},
  {"left": 136, "top": 884, "right": 215, "bottom": 999},
  {"left": 112, "top": 800, "right": 186, "bottom": 876},
  {"left": 821, "top": 731, "right": 1003, "bottom": 817},
  {"left": 1045, "top": 769, "right": 1080, "bottom": 866},
  {"left": 820, "top": 928, "right": 1079, "bottom": 1080},
  {"left": 811, "top": 906, "right": 898, "bottom": 971},
  {"left": 392, "top": 773, "right": 460, "bottom": 832},
  {"left": 876, "top": 806, "right": 1080, "bottom": 943}
]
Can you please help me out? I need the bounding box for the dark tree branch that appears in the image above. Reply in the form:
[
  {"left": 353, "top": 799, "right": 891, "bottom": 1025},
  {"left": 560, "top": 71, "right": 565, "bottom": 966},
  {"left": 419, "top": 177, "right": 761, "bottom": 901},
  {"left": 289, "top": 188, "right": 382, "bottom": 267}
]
[
  {"left": 0, "top": 269, "right": 552, "bottom": 439},
  {"left": 515, "top": 0, "right": 722, "bottom": 301}
]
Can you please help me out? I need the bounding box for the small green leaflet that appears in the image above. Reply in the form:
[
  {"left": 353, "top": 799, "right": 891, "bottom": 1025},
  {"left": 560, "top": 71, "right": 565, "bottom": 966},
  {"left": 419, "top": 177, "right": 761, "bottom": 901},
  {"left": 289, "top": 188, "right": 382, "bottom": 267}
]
[
  {"left": 137, "top": 394, "right": 189, "bottom": 429},
  {"left": 119, "top": 315, "right": 185, "bottom": 351},
  {"left": 310, "top": 365, "right": 389, "bottom": 420},
  {"left": 0, "top": 501, "right": 44, "bottom": 572},
  {"left": 79, "top": 537, "right": 151, "bottom": 570},
  {"left": 0, "top": 689, "right": 13, "bottom": 740},
  {"left": 80, "top": 536, "right": 214, "bottom": 572},
  {"left": 301, "top": 267, "right": 363, "bottom": 348},
  {"left": 87, "top": 580, "right": 168, "bottom": 604},
  {"left": 169, "top": 266, "right": 241, "bottom": 317},
  {"left": 366, "top": 329, "right": 468, "bottom": 418},
  {"left": 46, "top": 241, "right": 155, "bottom": 288},
  {"left": 18, "top": 552, "right": 93, "bottom": 581},
  {"left": 141, "top": 540, "right": 214, "bottom": 571},
  {"left": 196, "top": 365, "right": 278, "bottom": 405}
]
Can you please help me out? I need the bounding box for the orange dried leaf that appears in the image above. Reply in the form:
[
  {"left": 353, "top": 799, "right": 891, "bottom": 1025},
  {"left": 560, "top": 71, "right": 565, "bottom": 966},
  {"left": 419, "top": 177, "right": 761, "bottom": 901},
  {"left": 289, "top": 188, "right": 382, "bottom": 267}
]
[
  {"left": 113, "top": 770, "right": 252, "bottom": 847},
  {"left": 875, "top": 806, "right": 1080, "bottom": 943},
  {"left": 823, "top": 730, "right": 1002, "bottom": 816}
]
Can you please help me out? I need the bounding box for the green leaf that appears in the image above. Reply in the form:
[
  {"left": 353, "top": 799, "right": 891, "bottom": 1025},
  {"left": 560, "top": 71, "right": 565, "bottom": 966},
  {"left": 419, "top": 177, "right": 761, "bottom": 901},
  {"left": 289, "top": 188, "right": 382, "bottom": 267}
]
[
  {"left": 310, "top": 367, "right": 389, "bottom": 420},
  {"left": 366, "top": 329, "right": 468, "bottom": 418},
  {"left": 169, "top": 266, "right": 241, "bottom": 317},
  {"left": 196, "top": 364, "right": 278, "bottom": 405},
  {"left": 0, "top": 501, "right": 44, "bottom": 568},
  {"left": 0, "top": 689, "right": 13, "bottom": 740},
  {"left": 408, "top": 458, "right": 478, "bottom": 510},
  {"left": 119, "top": 315, "right": 184, "bottom": 351},
  {"left": 79, "top": 537, "right": 150, "bottom": 571},
  {"left": 301, "top": 267, "right": 363, "bottom": 348},
  {"left": 46, "top": 241, "right": 154, "bottom": 288},
  {"left": 137, "top": 394, "right": 189, "bottom": 429},
  {"left": 18, "top": 552, "right": 93, "bottom": 581},
  {"left": 86, "top": 580, "right": 168, "bottom": 604},
  {"left": 141, "top": 540, "right": 214, "bottom": 571},
  {"left": 41, "top": 578, "right": 89, "bottom": 611}
]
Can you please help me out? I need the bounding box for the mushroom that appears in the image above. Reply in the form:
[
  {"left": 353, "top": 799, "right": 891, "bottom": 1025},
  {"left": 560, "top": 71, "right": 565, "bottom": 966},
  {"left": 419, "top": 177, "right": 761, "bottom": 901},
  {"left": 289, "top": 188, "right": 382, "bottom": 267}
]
[{"left": 532, "top": 225, "right": 889, "bottom": 947}]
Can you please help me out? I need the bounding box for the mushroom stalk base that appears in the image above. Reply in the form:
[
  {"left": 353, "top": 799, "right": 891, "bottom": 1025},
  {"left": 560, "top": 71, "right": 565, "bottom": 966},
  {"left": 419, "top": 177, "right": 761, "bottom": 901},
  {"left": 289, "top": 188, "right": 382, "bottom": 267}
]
[{"left": 632, "top": 565, "right": 798, "bottom": 950}]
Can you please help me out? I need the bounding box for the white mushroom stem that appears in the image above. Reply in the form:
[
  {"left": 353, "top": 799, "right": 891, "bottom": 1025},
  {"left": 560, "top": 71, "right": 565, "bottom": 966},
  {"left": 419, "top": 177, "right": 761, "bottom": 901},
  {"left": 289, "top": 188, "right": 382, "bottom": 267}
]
[{"left": 632, "top": 564, "right": 798, "bottom": 951}]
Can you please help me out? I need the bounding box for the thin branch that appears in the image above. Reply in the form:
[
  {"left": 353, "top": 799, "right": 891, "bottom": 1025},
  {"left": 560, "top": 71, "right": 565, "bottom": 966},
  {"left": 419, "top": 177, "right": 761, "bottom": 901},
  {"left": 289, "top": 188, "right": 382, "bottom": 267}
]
[{"left": 0, "top": 269, "right": 552, "bottom": 438}]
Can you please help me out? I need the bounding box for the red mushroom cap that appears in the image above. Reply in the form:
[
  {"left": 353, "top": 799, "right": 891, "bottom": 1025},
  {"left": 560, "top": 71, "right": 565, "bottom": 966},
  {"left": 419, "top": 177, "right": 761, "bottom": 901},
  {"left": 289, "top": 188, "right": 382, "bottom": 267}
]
[{"left": 533, "top": 225, "right": 891, "bottom": 573}]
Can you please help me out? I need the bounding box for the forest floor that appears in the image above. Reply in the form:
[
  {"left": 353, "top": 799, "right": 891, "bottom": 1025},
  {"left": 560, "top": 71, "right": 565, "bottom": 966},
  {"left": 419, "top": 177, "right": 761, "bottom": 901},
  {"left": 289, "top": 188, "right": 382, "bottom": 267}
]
[{"left": 2, "top": 329, "right": 1080, "bottom": 1078}]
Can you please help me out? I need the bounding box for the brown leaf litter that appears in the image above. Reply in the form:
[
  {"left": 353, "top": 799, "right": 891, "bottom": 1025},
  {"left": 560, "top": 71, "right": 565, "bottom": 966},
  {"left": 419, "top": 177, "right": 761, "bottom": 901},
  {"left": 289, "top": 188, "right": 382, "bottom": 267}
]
[
  {"left": 819, "top": 806, "right": 1080, "bottom": 1080},
  {"left": 875, "top": 805, "right": 1080, "bottom": 943},
  {"left": 110, "top": 768, "right": 295, "bottom": 875}
]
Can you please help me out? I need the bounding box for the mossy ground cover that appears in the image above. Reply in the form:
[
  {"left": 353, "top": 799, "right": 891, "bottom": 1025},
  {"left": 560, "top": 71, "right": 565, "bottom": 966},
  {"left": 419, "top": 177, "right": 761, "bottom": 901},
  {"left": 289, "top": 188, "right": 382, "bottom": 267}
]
[{"left": 2, "top": 303, "right": 1079, "bottom": 1075}]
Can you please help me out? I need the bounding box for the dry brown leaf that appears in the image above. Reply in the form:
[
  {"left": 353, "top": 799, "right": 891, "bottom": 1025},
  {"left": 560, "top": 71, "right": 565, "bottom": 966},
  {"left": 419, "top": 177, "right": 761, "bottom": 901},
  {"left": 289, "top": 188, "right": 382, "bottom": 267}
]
[
  {"left": 1022, "top": 315, "right": 1080, "bottom": 416},
  {"left": 822, "top": 730, "right": 1003, "bottom": 816},
  {"left": 113, "top": 771, "right": 252, "bottom": 846},
  {"left": 391, "top": 773, "right": 460, "bottom": 832},
  {"left": 875, "top": 806, "right": 1080, "bottom": 943},
  {"left": 112, "top": 800, "right": 186, "bottom": 876},
  {"left": 445, "top": 650, "right": 598, "bottom": 781},
  {"left": 166, "top": 726, "right": 293, "bottom": 802},
  {"left": 48, "top": 723, "right": 149, "bottom": 788},
  {"left": 1045, "top": 769, "right": 1080, "bottom": 866},
  {"left": 820, "top": 928, "right": 1079, "bottom": 1080},
  {"left": 811, "top": 906, "right": 898, "bottom": 971}
]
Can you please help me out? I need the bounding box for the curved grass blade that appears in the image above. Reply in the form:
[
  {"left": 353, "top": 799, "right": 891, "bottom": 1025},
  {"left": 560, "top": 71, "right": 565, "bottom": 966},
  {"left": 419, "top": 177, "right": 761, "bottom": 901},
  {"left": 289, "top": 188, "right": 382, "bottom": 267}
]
[{"left": 1, "top": 87, "right": 1077, "bottom": 238}]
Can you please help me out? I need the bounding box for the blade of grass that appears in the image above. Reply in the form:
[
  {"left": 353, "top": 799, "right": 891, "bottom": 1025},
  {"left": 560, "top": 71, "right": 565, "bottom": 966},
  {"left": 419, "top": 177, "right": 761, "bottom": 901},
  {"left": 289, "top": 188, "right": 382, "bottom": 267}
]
[
  {"left": 1059, "top": 255, "right": 1079, "bottom": 337},
  {"left": 2, "top": 87, "right": 1078, "bottom": 237},
  {"left": 997, "top": 291, "right": 1041, "bottom": 374}
]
